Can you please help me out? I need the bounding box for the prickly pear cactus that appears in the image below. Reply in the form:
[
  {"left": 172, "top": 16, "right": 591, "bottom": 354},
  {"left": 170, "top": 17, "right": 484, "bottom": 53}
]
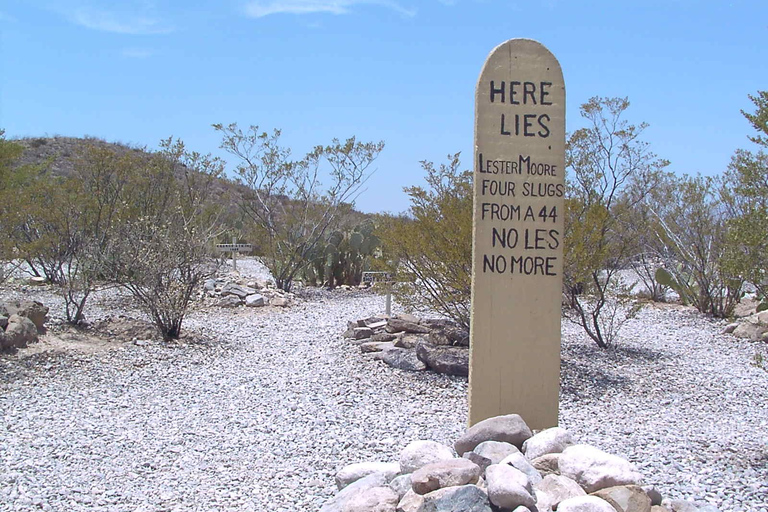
[
  {"left": 306, "top": 222, "right": 381, "bottom": 287},
  {"left": 655, "top": 267, "right": 699, "bottom": 306}
]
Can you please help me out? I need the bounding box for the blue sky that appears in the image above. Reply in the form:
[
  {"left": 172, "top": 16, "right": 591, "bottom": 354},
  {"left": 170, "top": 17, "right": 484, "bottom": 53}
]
[{"left": 2, "top": 1, "right": 766, "bottom": 214}]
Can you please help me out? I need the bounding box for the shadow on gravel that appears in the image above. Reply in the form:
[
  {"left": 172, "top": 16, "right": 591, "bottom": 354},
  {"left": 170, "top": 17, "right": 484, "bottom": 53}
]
[
  {"left": 563, "top": 342, "right": 669, "bottom": 364},
  {"left": 0, "top": 351, "right": 61, "bottom": 385},
  {"left": 611, "top": 344, "right": 670, "bottom": 362},
  {"left": 560, "top": 359, "right": 631, "bottom": 401},
  {"left": 560, "top": 343, "right": 670, "bottom": 401}
]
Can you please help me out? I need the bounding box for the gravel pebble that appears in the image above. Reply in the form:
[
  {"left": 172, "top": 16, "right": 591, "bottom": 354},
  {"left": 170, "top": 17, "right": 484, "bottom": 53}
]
[{"left": 1, "top": 260, "right": 767, "bottom": 511}]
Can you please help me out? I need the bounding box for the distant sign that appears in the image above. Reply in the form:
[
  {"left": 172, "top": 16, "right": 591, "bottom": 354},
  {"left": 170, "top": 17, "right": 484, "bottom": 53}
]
[
  {"left": 362, "top": 271, "right": 394, "bottom": 284},
  {"left": 216, "top": 244, "right": 253, "bottom": 253}
]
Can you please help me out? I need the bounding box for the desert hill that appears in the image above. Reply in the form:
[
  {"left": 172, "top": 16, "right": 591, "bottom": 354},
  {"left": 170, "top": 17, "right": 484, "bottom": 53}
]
[
  {"left": 11, "top": 136, "right": 149, "bottom": 178},
  {"left": 8, "top": 135, "right": 374, "bottom": 236}
]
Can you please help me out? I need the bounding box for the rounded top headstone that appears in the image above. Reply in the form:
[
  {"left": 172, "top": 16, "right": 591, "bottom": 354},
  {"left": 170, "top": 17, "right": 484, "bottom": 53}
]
[{"left": 469, "top": 38, "right": 565, "bottom": 430}]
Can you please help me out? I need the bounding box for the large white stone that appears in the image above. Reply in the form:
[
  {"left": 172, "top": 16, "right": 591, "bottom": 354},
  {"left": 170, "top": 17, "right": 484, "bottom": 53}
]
[
  {"left": 533, "top": 474, "right": 586, "bottom": 510},
  {"left": 522, "top": 427, "right": 575, "bottom": 459},
  {"left": 4, "top": 314, "right": 38, "bottom": 348},
  {"left": 411, "top": 458, "right": 481, "bottom": 495},
  {"left": 341, "top": 486, "right": 398, "bottom": 512},
  {"left": 454, "top": 414, "right": 532, "bottom": 455},
  {"left": 473, "top": 440, "right": 519, "bottom": 464},
  {"left": 500, "top": 451, "right": 542, "bottom": 485},
  {"left": 531, "top": 453, "right": 561, "bottom": 477},
  {"left": 216, "top": 295, "right": 242, "bottom": 308},
  {"left": 221, "top": 282, "right": 257, "bottom": 298},
  {"left": 4, "top": 300, "right": 48, "bottom": 333},
  {"left": 388, "top": 474, "right": 412, "bottom": 500},
  {"left": 558, "top": 445, "right": 643, "bottom": 493},
  {"left": 485, "top": 464, "right": 535, "bottom": 509},
  {"left": 419, "top": 485, "right": 492, "bottom": 512},
  {"left": 591, "top": 485, "right": 651, "bottom": 512},
  {"left": 320, "top": 472, "right": 391, "bottom": 512},
  {"left": 271, "top": 296, "right": 289, "bottom": 307},
  {"left": 335, "top": 461, "right": 400, "bottom": 490},
  {"left": 245, "top": 294, "right": 265, "bottom": 307},
  {"left": 396, "top": 489, "right": 423, "bottom": 512},
  {"left": 399, "top": 440, "right": 454, "bottom": 474},
  {"left": 535, "top": 489, "right": 554, "bottom": 512},
  {"left": 557, "top": 495, "right": 616, "bottom": 512},
  {"left": 486, "top": 463, "right": 532, "bottom": 493}
]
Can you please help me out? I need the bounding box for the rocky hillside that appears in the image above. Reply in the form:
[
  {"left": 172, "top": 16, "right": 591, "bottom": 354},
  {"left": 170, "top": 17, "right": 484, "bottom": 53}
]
[
  {"left": 11, "top": 136, "right": 149, "bottom": 178},
  {"left": 8, "top": 135, "right": 374, "bottom": 236}
]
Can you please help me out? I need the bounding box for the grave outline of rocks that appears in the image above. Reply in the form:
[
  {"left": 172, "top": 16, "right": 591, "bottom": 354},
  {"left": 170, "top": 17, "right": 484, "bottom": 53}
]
[
  {"left": 204, "top": 274, "right": 292, "bottom": 309},
  {"left": 342, "top": 312, "right": 470, "bottom": 377}
]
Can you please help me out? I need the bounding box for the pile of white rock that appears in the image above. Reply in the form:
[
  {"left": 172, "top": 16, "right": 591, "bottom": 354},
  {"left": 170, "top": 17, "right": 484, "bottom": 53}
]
[
  {"left": 321, "top": 414, "right": 718, "bottom": 512},
  {"left": 202, "top": 278, "right": 292, "bottom": 308}
]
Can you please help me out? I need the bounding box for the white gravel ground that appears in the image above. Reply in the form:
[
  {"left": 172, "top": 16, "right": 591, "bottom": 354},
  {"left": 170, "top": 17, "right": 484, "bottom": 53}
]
[{"left": 1, "top": 259, "right": 767, "bottom": 511}]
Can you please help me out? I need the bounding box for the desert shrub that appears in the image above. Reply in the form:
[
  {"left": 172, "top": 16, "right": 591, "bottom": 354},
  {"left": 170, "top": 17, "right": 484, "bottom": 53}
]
[
  {"left": 0, "top": 133, "right": 22, "bottom": 252},
  {"left": 5, "top": 144, "right": 149, "bottom": 323},
  {"left": 721, "top": 91, "right": 768, "bottom": 304},
  {"left": 104, "top": 139, "right": 225, "bottom": 340},
  {"left": 378, "top": 153, "right": 472, "bottom": 328},
  {"left": 3, "top": 153, "right": 100, "bottom": 322},
  {"left": 619, "top": 171, "right": 680, "bottom": 301},
  {"left": 563, "top": 97, "right": 668, "bottom": 348},
  {"left": 649, "top": 92, "right": 768, "bottom": 318},
  {"left": 0, "top": 132, "right": 26, "bottom": 282},
  {"left": 215, "top": 123, "right": 384, "bottom": 291},
  {"left": 3, "top": 133, "right": 225, "bottom": 334},
  {"left": 653, "top": 174, "right": 742, "bottom": 318}
]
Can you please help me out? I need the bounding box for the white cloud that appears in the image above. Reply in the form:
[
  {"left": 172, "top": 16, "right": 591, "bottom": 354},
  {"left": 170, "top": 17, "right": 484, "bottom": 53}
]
[
  {"left": 244, "top": 0, "right": 416, "bottom": 18},
  {"left": 70, "top": 6, "right": 173, "bottom": 34},
  {"left": 122, "top": 47, "right": 154, "bottom": 58}
]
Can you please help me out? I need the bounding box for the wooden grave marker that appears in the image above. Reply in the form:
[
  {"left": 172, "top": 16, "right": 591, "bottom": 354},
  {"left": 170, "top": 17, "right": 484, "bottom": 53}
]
[
  {"left": 469, "top": 38, "right": 565, "bottom": 430},
  {"left": 216, "top": 240, "right": 253, "bottom": 271}
]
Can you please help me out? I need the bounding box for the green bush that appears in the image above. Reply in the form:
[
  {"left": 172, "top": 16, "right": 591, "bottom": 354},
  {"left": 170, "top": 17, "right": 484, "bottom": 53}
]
[
  {"left": 214, "top": 123, "right": 384, "bottom": 291},
  {"left": 563, "top": 97, "right": 668, "bottom": 347},
  {"left": 378, "top": 153, "right": 472, "bottom": 328},
  {"left": 652, "top": 174, "right": 742, "bottom": 318},
  {"left": 103, "top": 138, "right": 225, "bottom": 340},
  {"left": 721, "top": 91, "right": 768, "bottom": 304},
  {"left": 4, "top": 136, "right": 224, "bottom": 337}
]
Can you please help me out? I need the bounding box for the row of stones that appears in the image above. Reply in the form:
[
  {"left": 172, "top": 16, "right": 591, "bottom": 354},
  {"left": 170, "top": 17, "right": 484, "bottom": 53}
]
[
  {"left": 202, "top": 279, "right": 291, "bottom": 308},
  {"left": 320, "top": 414, "right": 718, "bottom": 512},
  {"left": 343, "top": 314, "right": 470, "bottom": 377}
]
